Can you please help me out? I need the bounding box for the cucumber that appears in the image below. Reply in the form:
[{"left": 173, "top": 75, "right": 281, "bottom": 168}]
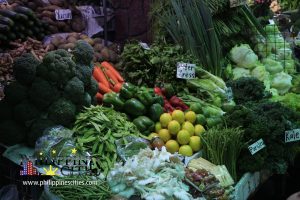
[
  {"left": 0, "top": 16, "right": 14, "bottom": 27},
  {"left": 0, "top": 34, "right": 8, "bottom": 42},
  {"left": 17, "top": 13, "right": 29, "bottom": 21},
  {"left": 8, "top": 33, "right": 16, "bottom": 40},
  {"left": 14, "top": 6, "right": 34, "bottom": 17},
  {"left": 0, "top": 10, "right": 19, "bottom": 20},
  {"left": 0, "top": 24, "right": 10, "bottom": 32}
]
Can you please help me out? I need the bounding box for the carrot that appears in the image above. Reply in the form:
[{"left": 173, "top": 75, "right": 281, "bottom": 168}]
[
  {"left": 112, "top": 82, "right": 123, "bottom": 93},
  {"left": 96, "top": 92, "right": 103, "bottom": 103},
  {"left": 101, "top": 61, "right": 124, "bottom": 82},
  {"left": 101, "top": 66, "right": 119, "bottom": 86},
  {"left": 93, "top": 66, "right": 109, "bottom": 87},
  {"left": 99, "top": 83, "right": 112, "bottom": 94}
]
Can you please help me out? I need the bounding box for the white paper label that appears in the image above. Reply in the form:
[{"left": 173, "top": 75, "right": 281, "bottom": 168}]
[
  {"left": 248, "top": 139, "right": 266, "bottom": 155},
  {"left": 55, "top": 9, "right": 72, "bottom": 21},
  {"left": 230, "top": 0, "right": 247, "bottom": 7},
  {"left": 0, "top": 0, "right": 8, "bottom": 4},
  {"left": 285, "top": 129, "right": 300, "bottom": 143},
  {"left": 269, "top": 19, "right": 275, "bottom": 25},
  {"left": 78, "top": 6, "right": 94, "bottom": 18},
  {"left": 176, "top": 63, "right": 196, "bottom": 79},
  {"left": 139, "top": 42, "right": 150, "bottom": 50}
]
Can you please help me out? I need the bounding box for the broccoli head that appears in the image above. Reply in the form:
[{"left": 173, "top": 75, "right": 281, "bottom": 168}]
[
  {"left": 37, "top": 49, "right": 76, "bottom": 88},
  {"left": 76, "top": 93, "right": 92, "bottom": 111},
  {"left": 29, "top": 78, "right": 60, "bottom": 110},
  {"left": 48, "top": 98, "right": 76, "bottom": 127},
  {"left": 87, "top": 77, "right": 98, "bottom": 98},
  {"left": 0, "top": 99, "right": 13, "bottom": 122},
  {"left": 0, "top": 120, "right": 26, "bottom": 145},
  {"left": 4, "top": 82, "right": 28, "bottom": 105},
  {"left": 73, "top": 40, "right": 94, "bottom": 66},
  {"left": 64, "top": 77, "right": 85, "bottom": 104},
  {"left": 228, "top": 77, "right": 265, "bottom": 104},
  {"left": 13, "top": 53, "right": 40, "bottom": 85},
  {"left": 75, "top": 64, "right": 93, "bottom": 88},
  {"left": 27, "top": 118, "right": 56, "bottom": 147},
  {"left": 14, "top": 101, "right": 40, "bottom": 125}
]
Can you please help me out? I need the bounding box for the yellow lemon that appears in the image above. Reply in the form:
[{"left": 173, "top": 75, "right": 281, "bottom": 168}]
[
  {"left": 177, "top": 130, "right": 190, "bottom": 145},
  {"left": 165, "top": 140, "right": 180, "bottom": 154},
  {"left": 182, "top": 121, "right": 195, "bottom": 137},
  {"left": 168, "top": 120, "right": 181, "bottom": 135},
  {"left": 148, "top": 132, "right": 159, "bottom": 140},
  {"left": 160, "top": 113, "right": 172, "bottom": 128},
  {"left": 158, "top": 129, "right": 171, "bottom": 142},
  {"left": 155, "top": 122, "right": 162, "bottom": 133},
  {"left": 179, "top": 145, "right": 193, "bottom": 157},
  {"left": 171, "top": 110, "right": 185, "bottom": 124},
  {"left": 194, "top": 124, "right": 205, "bottom": 136},
  {"left": 189, "top": 136, "right": 201, "bottom": 152},
  {"left": 185, "top": 111, "right": 196, "bottom": 124}
]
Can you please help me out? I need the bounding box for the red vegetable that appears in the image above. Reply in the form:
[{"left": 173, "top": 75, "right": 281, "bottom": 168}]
[
  {"left": 169, "top": 96, "right": 189, "bottom": 111},
  {"left": 154, "top": 87, "right": 163, "bottom": 96}
]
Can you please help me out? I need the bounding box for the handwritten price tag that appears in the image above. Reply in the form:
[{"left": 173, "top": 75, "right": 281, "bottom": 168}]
[
  {"left": 139, "top": 42, "right": 150, "bottom": 50},
  {"left": 285, "top": 129, "right": 300, "bottom": 143},
  {"left": 248, "top": 139, "right": 266, "bottom": 155},
  {"left": 55, "top": 9, "right": 72, "bottom": 21},
  {"left": 176, "top": 63, "right": 196, "bottom": 79}
]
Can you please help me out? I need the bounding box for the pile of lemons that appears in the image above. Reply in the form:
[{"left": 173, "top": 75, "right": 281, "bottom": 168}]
[{"left": 148, "top": 110, "right": 206, "bottom": 156}]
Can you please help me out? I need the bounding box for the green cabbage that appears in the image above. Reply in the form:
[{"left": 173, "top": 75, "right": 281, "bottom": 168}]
[
  {"left": 271, "top": 72, "right": 293, "bottom": 95},
  {"left": 229, "top": 44, "right": 258, "bottom": 69},
  {"left": 263, "top": 58, "right": 283, "bottom": 74},
  {"left": 251, "top": 63, "right": 270, "bottom": 82},
  {"left": 232, "top": 67, "right": 250, "bottom": 80}
]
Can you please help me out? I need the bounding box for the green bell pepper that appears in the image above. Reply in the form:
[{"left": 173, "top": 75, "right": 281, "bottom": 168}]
[
  {"left": 123, "top": 98, "right": 146, "bottom": 117},
  {"left": 153, "top": 95, "right": 164, "bottom": 106},
  {"left": 149, "top": 103, "right": 164, "bottom": 121},
  {"left": 137, "top": 91, "right": 154, "bottom": 107},
  {"left": 120, "top": 83, "right": 136, "bottom": 100},
  {"left": 103, "top": 92, "right": 124, "bottom": 110},
  {"left": 133, "top": 116, "right": 155, "bottom": 135}
]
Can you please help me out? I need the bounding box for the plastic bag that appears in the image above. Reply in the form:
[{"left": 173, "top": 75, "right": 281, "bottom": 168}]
[
  {"left": 115, "top": 136, "right": 150, "bottom": 161},
  {"left": 0, "top": 185, "right": 18, "bottom": 200}
]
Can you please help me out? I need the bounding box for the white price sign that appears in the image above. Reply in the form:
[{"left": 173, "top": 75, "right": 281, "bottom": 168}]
[
  {"left": 269, "top": 19, "right": 275, "bottom": 25},
  {"left": 176, "top": 63, "right": 196, "bottom": 79},
  {"left": 0, "top": 0, "right": 8, "bottom": 4},
  {"left": 55, "top": 9, "right": 72, "bottom": 21},
  {"left": 139, "top": 42, "right": 150, "bottom": 50},
  {"left": 285, "top": 129, "right": 300, "bottom": 143},
  {"left": 248, "top": 139, "right": 266, "bottom": 155}
]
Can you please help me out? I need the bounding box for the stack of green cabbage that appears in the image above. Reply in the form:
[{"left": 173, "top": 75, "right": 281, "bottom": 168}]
[{"left": 227, "top": 43, "right": 294, "bottom": 96}]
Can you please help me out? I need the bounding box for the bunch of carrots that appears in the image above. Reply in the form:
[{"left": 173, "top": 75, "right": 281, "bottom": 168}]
[{"left": 93, "top": 61, "right": 124, "bottom": 102}]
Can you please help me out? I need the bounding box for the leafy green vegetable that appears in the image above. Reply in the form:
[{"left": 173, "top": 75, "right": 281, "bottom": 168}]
[
  {"left": 271, "top": 72, "right": 293, "bottom": 95},
  {"left": 271, "top": 93, "right": 300, "bottom": 112},
  {"left": 201, "top": 127, "right": 244, "bottom": 182},
  {"left": 227, "top": 77, "right": 265, "bottom": 104},
  {"left": 229, "top": 44, "right": 258, "bottom": 69}
]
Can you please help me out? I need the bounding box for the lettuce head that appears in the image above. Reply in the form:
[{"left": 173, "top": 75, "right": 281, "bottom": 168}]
[
  {"left": 229, "top": 44, "right": 258, "bottom": 69},
  {"left": 263, "top": 58, "right": 283, "bottom": 74},
  {"left": 271, "top": 72, "right": 293, "bottom": 95}
]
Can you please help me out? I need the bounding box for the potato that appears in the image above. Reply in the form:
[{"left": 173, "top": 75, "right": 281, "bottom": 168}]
[
  {"left": 59, "top": 43, "right": 75, "bottom": 50},
  {"left": 62, "top": 25, "right": 72, "bottom": 32},
  {"left": 83, "top": 38, "right": 94, "bottom": 46},
  {"left": 42, "top": 10, "right": 54, "bottom": 19},
  {"left": 43, "top": 5, "right": 60, "bottom": 11},
  {"left": 67, "top": 36, "right": 77, "bottom": 43},
  {"left": 48, "top": 44, "right": 55, "bottom": 51},
  {"left": 51, "top": 36, "right": 63, "bottom": 47},
  {"left": 94, "top": 52, "right": 103, "bottom": 62},
  {"left": 57, "top": 21, "right": 66, "bottom": 29},
  {"left": 79, "top": 34, "right": 88, "bottom": 39},
  {"left": 109, "top": 50, "right": 119, "bottom": 63},
  {"left": 48, "top": 25, "right": 59, "bottom": 33},
  {"left": 101, "top": 47, "right": 110, "bottom": 61},
  {"left": 93, "top": 38, "right": 103, "bottom": 44},
  {"left": 49, "top": 0, "right": 64, "bottom": 6},
  {"left": 71, "top": 16, "right": 86, "bottom": 32},
  {"left": 93, "top": 43, "right": 104, "bottom": 52}
]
